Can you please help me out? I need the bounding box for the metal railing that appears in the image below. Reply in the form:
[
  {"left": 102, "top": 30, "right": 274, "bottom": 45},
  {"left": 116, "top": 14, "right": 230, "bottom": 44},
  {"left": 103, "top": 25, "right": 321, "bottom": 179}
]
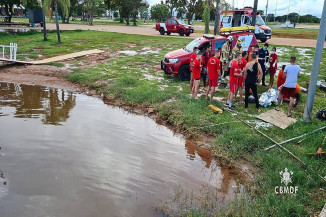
[{"left": 0, "top": 43, "right": 18, "bottom": 61}]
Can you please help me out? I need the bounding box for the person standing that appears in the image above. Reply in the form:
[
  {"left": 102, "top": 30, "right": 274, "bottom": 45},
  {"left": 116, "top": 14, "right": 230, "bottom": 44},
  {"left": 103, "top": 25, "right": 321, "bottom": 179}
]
[
  {"left": 275, "top": 56, "right": 300, "bottom": 117},
  {"left": 232, "top": 39, "right": 243, "bottom": 58},
  {"left": 189, "top": 47, "right": 198, "bottom": 90},
  {"left": 201, "top": 45, "right": 211, "bottom": 88},
  {"left": 235, "top": 51, "right": 248, "bottom": 104},
  {"left": 192, "top": 53, "right": 202, "bottom": 99},
  {"left": 227, "top": 52, "right": 242, "bottom": 110},
  {"left": 244, "top": 52, "right": 263, "bottom": 113},
  {"left": 269, "top": 47, "right": 278, "bottom": 88},
  {"left": 258, "top": 43, "right": 269, "bottom": 86},
  {"left": 205, "top": 52, "right": 221, "bottom": 101},
  {"left": 221, "top": 36, "right": 233, "bottom": 78}
]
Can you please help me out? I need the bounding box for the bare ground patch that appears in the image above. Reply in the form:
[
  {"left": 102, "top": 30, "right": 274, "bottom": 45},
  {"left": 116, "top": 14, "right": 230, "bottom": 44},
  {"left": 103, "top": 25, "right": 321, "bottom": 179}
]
[{"left": 0, "top": 64, "right": 81, "bottom": 91}]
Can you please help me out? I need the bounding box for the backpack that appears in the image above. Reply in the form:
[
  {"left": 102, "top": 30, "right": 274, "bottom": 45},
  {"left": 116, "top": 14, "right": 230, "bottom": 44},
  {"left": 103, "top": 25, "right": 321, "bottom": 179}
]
[{"left": 316, "top": 109, "right": 326, "bottom": 120}]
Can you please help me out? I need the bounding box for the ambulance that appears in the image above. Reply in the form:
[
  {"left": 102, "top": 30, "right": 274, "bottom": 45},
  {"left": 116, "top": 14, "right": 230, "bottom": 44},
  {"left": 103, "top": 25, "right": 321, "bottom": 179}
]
[{"left": 220, "top": 8, "right": 272, "bottom": 42}]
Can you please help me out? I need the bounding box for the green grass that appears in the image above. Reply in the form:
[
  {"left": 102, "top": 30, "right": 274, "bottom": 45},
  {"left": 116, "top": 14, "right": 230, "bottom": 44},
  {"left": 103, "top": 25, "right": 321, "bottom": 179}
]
[
  {"left": 271, "top": 28, "right": 319, "bottom": 40},
  {"left": 10, "top": 17, "right": 155, "bottom": 26},
  {"left": 2, "top": 30, "right": 326, "bottom": 216}
]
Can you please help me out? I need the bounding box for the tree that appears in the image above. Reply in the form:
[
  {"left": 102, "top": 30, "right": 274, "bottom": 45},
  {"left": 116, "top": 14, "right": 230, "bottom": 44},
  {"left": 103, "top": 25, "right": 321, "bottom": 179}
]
[
  {"left": 194, "top": 0, "right": 203, "bottom": 20},
  {"left": 139, "top": 5, "right": 149, "bottom": 20},
  {"left": 178, "top": 0, "right": 199, "bottom": 25},
  {"left": 0, "top": 0, "right": 20, "bottom": 22},
  {"left": 131, "top": 0, "right": 143, "bottom": 26},
  {"left": 165, "top": 0, "right": 180, "bottom": 16},
  {"left": 150, "top": 3, "right": 169, "bottom": 22},
  {"left": 43, "top": 0, "right": 70, "bottom": 43},
  {"left": 203, "top": 0, "right": 210, "bottom": 33},
  {"left": 83, "top": 0, "right": 105, "bottom": 25}
]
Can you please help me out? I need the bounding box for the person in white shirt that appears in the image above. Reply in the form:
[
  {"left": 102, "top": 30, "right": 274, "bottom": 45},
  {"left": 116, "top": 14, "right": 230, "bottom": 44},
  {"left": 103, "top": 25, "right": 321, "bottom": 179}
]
[{"left": 275, "top": 56, "right": 300, "bottom": 117}]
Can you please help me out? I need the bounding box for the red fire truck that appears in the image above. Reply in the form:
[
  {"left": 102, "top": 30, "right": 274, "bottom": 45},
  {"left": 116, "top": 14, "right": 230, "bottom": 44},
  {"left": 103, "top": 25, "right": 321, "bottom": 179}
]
[
  {"left": 155, "top": 18, "right": 194, "bottom": 37},
  {"left": 161, "top": 27, "right": 258, "bottom": 81}
]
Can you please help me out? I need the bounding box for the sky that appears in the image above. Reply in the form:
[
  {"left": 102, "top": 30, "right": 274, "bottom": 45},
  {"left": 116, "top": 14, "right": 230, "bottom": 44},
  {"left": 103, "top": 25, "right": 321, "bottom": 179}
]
[{"left": 147, "top": 0, "right": 323, "bottom": 18}]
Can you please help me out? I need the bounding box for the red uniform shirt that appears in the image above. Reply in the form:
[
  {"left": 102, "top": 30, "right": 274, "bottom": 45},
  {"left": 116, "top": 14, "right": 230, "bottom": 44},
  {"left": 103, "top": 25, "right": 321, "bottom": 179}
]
[
  {"left": 207, "top": 57, "right": 221, "bottom": 80},
  {"left": 229, "top": 60, "right": 239, "bottom": 84},
  {"left": 201, "top": 51, "right": 211, "bottom": 67},
  {"left": 192, "top": 58, "right": 201, "bottom": 79},
  {"left": 270, "top": 53, "right": 278, "bottom": 67},
  {"left": 190, "top": 53, "right": 196, "bottom": 71},
  {"left": 277, "top": 69, "right": 286, "bottom": 88},
  {"left": 239, "top": 58, "right": 247, "bottom": 71},
  {"left": 270, "top": 53, "right": 278, "bottom": 74}
]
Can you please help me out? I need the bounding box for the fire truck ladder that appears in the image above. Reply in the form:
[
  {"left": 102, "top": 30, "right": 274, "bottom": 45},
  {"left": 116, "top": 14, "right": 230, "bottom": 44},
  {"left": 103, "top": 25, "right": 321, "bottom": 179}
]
[{"left": 220, "top": 26, "right": 255, "bottom": 36}]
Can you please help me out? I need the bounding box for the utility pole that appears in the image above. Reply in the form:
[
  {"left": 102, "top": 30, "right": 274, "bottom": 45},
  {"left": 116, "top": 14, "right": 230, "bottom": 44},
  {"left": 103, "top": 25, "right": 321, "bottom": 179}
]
[
  {"left": 252, "top": 0, "right": 258, "bottom": 26},
  {"left": 274, "top": 0, "right": 278, "bottom": 24},
  {"left": 303, "top": 0, "right": 326, "bottom": 122},
  {"left": 286, "top": 0, "right": 290, "bottom": 21},
  {"left": 297, "top": 0, "right": 303, "bottom": 24},
  {"left": 232, "top": 0, "right": 234, "bottom": 10},
  {"left": 265, "top": 0, "right": 269, "bottom": 22}
]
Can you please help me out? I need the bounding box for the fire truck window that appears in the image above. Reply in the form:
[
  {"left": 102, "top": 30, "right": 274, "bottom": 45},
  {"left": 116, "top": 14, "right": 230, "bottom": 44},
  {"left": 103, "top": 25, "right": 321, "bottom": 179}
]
[
  {"left": 172, "top": 20, "right": 178, "bottom": 25},
  {"left": 168, "top": 19, "right": 172, "bottom": 24},
  {"left": 244, "top": 16, "right": 250, "bottom": 25},
  {"left": 215, "top": 40, "right": 226, "bottom": 50}
]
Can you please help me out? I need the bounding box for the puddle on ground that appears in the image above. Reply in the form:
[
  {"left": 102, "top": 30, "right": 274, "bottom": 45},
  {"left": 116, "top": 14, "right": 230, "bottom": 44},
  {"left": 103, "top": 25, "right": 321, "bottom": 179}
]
[{"left": 0, "top": 82, "right": 245, "bottom": 217}]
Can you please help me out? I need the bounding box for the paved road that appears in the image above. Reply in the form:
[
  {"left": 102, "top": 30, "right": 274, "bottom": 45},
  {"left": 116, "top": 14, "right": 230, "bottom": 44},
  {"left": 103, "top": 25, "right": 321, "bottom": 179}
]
[{"left": 2, "top": 23, "right": 325, "bottom": 48}]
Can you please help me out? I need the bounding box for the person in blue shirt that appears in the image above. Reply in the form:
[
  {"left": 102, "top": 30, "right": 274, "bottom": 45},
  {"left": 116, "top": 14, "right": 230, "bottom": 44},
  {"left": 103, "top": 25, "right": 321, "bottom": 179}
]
[{"left": 258, "top": 43, "right": 269, "bottom": 86}]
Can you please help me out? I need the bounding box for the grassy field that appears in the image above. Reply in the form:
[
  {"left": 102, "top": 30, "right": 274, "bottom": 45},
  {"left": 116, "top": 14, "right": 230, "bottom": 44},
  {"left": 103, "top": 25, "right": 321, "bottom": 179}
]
[
  {"left": 271, "top": 28, "right": 319, "bottom": 40},
  {"left": 1, "top": 30, "right": 326, "bottom": 216},
  {"left": 9, "top": 17, "right": 155, "bottom": 26}
]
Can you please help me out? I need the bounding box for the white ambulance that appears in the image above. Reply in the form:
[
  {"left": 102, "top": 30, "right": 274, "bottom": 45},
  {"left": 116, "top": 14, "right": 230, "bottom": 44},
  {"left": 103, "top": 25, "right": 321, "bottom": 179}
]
[{"left": 220, "top": 8, "right": 272, "bottom": 42}]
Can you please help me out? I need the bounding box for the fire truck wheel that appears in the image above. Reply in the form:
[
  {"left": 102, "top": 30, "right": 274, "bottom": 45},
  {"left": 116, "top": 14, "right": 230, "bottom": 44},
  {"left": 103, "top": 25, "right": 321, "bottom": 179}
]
[
  {"left": 167, "top": 32, "right": 171, "bottom": 35},
  {"left": 179, "top": 29, "right": 184, "bottom": 36},
  {"left": 260, "top": 39, "right": 267, "bottom": 43},
  {"left": 160, "top": 28, "right": 165, "bottom": 35},
  {"left": 178, "top": 65, "right": 191, "bottom": 81}
]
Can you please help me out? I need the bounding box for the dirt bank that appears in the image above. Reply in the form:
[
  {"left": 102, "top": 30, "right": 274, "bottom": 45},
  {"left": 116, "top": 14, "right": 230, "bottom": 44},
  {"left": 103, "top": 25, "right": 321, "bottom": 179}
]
[{"left": 0, "top": 64, "right": 81, "bottom": 92}]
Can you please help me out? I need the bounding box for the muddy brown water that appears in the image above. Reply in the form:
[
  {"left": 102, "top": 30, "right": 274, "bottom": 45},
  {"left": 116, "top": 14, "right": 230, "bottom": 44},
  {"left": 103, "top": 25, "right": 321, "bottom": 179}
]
[{"left": 0, "top": 82, "right": 244, "bottom": 217}]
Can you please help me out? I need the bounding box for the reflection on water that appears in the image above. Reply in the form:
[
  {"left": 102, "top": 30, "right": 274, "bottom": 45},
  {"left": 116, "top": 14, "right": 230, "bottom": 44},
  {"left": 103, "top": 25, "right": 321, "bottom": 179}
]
[
  {"left": 0, "top": 82, "right": 244, "bottom": 217},
  {"left": 0, "top": 82, "right": 76, "bottom": 125}
]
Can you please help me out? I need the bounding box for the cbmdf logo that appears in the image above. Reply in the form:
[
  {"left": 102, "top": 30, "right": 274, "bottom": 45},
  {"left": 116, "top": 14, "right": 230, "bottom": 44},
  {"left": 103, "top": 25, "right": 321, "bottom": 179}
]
[{"left": 275, "top": 168, "right": 298, "bottom": 194}]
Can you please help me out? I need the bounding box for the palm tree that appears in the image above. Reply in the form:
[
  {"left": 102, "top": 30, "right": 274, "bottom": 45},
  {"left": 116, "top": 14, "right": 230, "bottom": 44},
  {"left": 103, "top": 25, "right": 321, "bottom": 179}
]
[{"left": 43, "top": 0, "right": 70, "bottom": 43}]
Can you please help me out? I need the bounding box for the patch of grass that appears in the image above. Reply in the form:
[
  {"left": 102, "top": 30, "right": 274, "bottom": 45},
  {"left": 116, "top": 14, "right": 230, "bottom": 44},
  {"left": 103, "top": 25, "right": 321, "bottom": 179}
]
[
  {"left": 6, "top": 30, "right": 326, "bottom": 216},
  {"left": 271, "top": 28, "right": 319, "bottom": 40}
]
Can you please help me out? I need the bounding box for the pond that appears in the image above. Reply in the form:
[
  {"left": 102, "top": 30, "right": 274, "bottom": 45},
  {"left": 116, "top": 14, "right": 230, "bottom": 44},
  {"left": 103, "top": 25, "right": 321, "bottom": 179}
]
[{"left": 0, "top": 82, "right": 244, "bottom": 217}]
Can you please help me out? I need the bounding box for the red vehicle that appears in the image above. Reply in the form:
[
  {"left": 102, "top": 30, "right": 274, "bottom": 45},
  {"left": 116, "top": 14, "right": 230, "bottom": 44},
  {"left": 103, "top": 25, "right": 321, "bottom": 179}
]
[
  {"left": 156, "top": 18, "right": 194, "bottom": 36},
  {"left": 161, "top": 30, "right": 258, "bottom": 81}
]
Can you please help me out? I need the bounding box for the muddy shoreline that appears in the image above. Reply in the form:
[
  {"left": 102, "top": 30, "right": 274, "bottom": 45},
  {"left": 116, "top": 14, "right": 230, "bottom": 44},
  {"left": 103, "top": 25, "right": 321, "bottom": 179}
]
[{"left": 0, "top": 63, "right": 255, "bottom": 183}]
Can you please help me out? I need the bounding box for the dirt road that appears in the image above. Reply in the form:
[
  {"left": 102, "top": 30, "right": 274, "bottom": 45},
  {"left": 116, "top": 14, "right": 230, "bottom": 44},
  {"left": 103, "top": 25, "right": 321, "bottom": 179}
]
[
  {"left": 42, "top": 23, "right": 325, "bottom": 48},
  {"left": 1, "top": 23, "right": 324, "bottom": 48}
]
